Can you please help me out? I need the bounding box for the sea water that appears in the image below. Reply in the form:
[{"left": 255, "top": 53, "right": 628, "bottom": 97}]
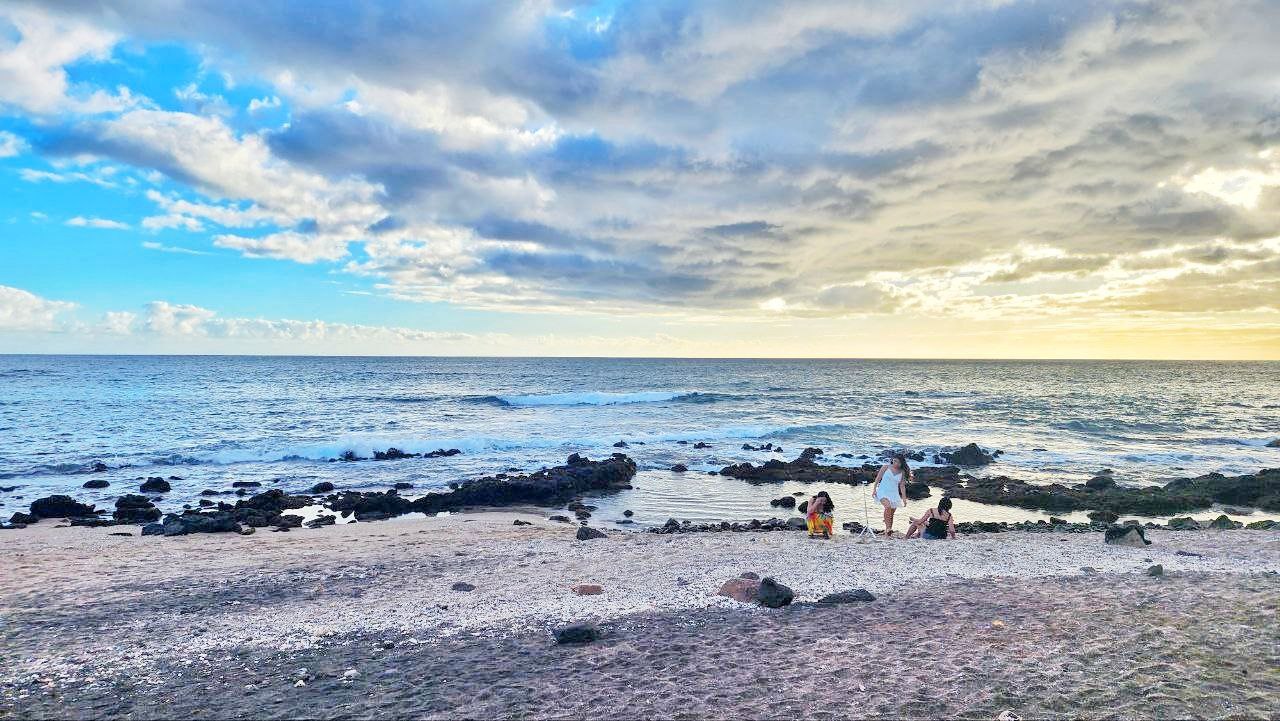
[{"left": 2, "top": 356, "right": 1277, "bottom": 527}]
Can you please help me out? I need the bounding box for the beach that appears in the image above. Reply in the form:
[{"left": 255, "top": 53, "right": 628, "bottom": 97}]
[{"left": 3, "top": 514, "right": 1277, "bottom": 719}]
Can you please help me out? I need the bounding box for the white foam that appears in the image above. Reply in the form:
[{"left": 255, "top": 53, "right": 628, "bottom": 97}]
[{"left": 497, "top": 391, "right": 691, "bottom": 406}]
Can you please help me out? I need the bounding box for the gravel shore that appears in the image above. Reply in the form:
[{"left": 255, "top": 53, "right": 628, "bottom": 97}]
[{"left": 2, "top": 514, "right": 1277, "bottom": 719}]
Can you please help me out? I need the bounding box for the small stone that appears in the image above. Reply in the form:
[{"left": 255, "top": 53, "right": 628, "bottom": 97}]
[
  {"left": 670, "top": 464, "right": 688, "bottom": 473},
  {"left": 571, "top": 584, "right": 603, "bottom": 595},
  {"left": 294, "top": 679, "right": 305, "bottom": 688},
  {"left": 623, "top": 509, "right": 634, "bottom": 517},
  {"left": 342, "top": 669, "right": 359, "bottom": 680},
  {"left": 1147, "top": 564, "right": 1163, "bottom": 576},
  {"left": 451, "top": 582, "right": 476, "bottom": 592},
  {"left": 991, "top": 620, "right": 1005, "bottom": 629}
]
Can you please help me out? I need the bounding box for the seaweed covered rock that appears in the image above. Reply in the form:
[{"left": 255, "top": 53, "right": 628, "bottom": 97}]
[{"left": 30, "top": 495, "right": 97, "bottom": 519}]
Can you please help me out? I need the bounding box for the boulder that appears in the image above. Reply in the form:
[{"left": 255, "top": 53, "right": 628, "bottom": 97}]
[
  {"left": 451, "top": 582, "right": 476, "bottom": 592},
  {"left": 1147, "top": 564, "right": 1164, "bottom": 577},
  {"left": 1208, "top": 514, "right": 1243, "bottom": 530},
  {"left": 1085, "top": 475, "right": 1117, "bottom": 490},
  {"left": 770, "top": 495, "right": 796, "bottom": 509},
  {"left": 755, "top": 577, "right": 794, "bottom": 608},
  {"left": 553, "top": 622, "right": 600, "bottom": 644},
  {"left": 1104, "top": 525, "right": 1151, "bottom": 547},
  {"left": 693, "top": 442, "right": 711, "bottom": 449},
  {"left": 785, "top": 517, "right": 807, "bottom": 531},
  {"left": 393, "top": 482, "right": 414, "bottom": 490},
  {"left": 231, "top": 481, "right": 261, "bottom": 488},
  {"left": 160, "top": 512, "right": 240, "bottom": 536},
  {"left": 1167, "top": 517, "right": 1201, "bottom": 530},
  {"left": 904, "top": 481, "right": 932, "bottom": 500},
  {"left": 613, "top": 441, "right": 628, "bottom": 448},
  {"left": 113, "top": 494, "right": 161, "bottom": 524},
  {"left": 373, "top": 448, "right": 418, "bottom": 460},
  {"left": 1267, "top": 439, "right": 1280, "bottom": 448},
  {"left": 1246, "top": 519, "right": 1278, "bottom": 530},
  {"left": 670, "top": 464, "right": 688, "bottom": 473},
  {"left": 9, "top": 512, "right": 38, "bottom": 525},
  {"left": 139, "top": 478, "right": 171, "bottom": 494},
  {"left": 571, "top": 584, "right": 603, "bottom": 596},
  {"left": 816, "top": 589, "right": 876, "bottom": 604},
  {"left": 717, "top": 577, "right": 760, "bottom": 603},
  {"left": 309, "top": 482, "right": 336, "bottom": 494},
  {"left": 513, "top": 519, "right": 532, "bottom": 526},
  {"left": 82, "top": 480, "right": 110, "bottom": 489},
  {"left": 576, "top": 526, "right": 607, "bottom": 541},
  {"left": 30, "top": 495, "right": 97, "bottom": 519},
  {"left": 548, "top": 515, "right": 571, "bottom": 523},
  {"left": 424, "top": 448, "right": 462, "bottom": 458},
  {"left": 1088, "top": 510, "right": 1120, "bottom": 524},
  {"left": 90, "top": 461, "right": 109, "bottom": 473},
  {"left": 305, "top": 515, "right": 337, "bottom": 529},
  {"left": 940, "top": 443, "right": 995, "bottom": 466},
  {"left": 140, "top": 522, "right": 164, "bottom": 536}
]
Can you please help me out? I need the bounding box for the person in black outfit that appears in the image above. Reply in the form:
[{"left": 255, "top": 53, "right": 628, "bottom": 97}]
[{"left": 904, "top": 496, "right": 956, "bottom": 540}]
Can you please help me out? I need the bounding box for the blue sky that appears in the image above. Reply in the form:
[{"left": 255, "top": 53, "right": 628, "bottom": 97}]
[{"left": 1, "top": 1, "right": 1278, "bottom": 358}]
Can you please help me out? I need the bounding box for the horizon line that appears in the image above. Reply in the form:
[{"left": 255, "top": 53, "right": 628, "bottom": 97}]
[{"left": 1, "top": 352, "right": 1276, "bottom": 363}]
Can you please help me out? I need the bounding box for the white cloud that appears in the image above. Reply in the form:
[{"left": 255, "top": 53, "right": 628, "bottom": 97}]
[
  {"left": 247, "top": 95, "right": 280, "bottom": 113},
  {"left": 67, "top": 216, "right": 129, "bottom": 230},
  {"left": 0, "top": 6, "right": 135, "bottom": 115},
  {"left": 19, "top": 167, "right": 118, "bottom": 189},
  {"left": 141, "top": 240, "right": 209, "bottom": 255},
  {"left": 0, "top": 285, "right": 76, "bottom": 330},
  {"left": 0, "top": 130, "right": 26, "bottom": 157}
]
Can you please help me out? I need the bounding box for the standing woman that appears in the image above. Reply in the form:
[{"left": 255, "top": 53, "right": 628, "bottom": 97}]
[{"left": 872, "top": 454, "right": 910, "bottom": 537}]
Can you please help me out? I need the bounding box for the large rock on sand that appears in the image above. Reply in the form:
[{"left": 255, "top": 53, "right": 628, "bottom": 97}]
[
  {"left": 817, "top": 589, "right": 876, "bottom": 604},
  {"left": 30, "top": 495, "right": 97, "bottom": 519},
  {"left": 717, "top": 576, "right": 794, "bottom": 607},
  {"left": 553, "top": 622, "right": 600, "bottom": 644},
  {"left": 576, "top": 526, "right": 607, "bottom": 541},
  {"left": 1104, "top": 525, "right": 1151, "bottom": 547},
  {"left": 113, "top": 494, "right": 161, "bottom": 523}
]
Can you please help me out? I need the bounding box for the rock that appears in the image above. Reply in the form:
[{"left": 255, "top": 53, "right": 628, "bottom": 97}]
[
  {"left": 1246, "top": 519, "right": 1278, "bottom": 530},
  {"left": 1167, "top": 516, "right": 1201, "bottom": 530},
  {"left": 816, "top": 589, "right": 876, "bottom": 604},
  {"left": 409, "top": 454, "right": 638, "bottom": 516},
  {"left": 393, "top": 482, "right": 414, "bottom": 490},
  {"left": 160, "top": 511, "right": 240, "bottom": 536},
  {"left": 785, "top": 517, "right": 807, "bottom": 531},
  {"left": 424, "top": 448, "right": 462, "bottom": 458},
  {"left": 797, "top": 500, "right": 808, "bottom": 513},
  {"left": 9, "top": 512, "right": 38, "bottom": 525},
  {"left": 90, "top": 461, "right": 109, "bottom": 473},
  {"left": 140, "top": 478, "right": 171, "bottom": 494},
  {"left": 451, "top": 582, "right": 476, "bottom": 592},
  {"left": 576, "top": 526, "right": 607, "bottom": 541},
  {"left": 770, "top": 495, "right": 796, "bottom": 509},
  {"left": 309, "top": 482, "right": 336, "bottom": 494},
  {"left": 305, "top": 515, "right": 336, "bottom": 529},
  {"left": 1088, "top": 510, "right": 1120, "bottom": 524},
  {"left": 373, "top": 448, "right": 418, "bottom": 460},
  {"left": 1147, "top": 564, "right": 1163, "bottom": 576},
  {"left": 1104, "top": 525, "right": 1151, "bottom": 547},
  {"left": 613, "top": 441, "right": 629, "bottom": 448},
  {"left": 513, "top": 519, "right": 532, "bottom": 526},
  {"left": 693, "top": 442, "right": 711, "bottom": 449},
  {"left": 904, "top": 481, "right": 931, "bottom": 500},
  {"left": 140, "top": 522, "right": 164, "bottom": 536},
  {"left": 231, "top": 481, "right": 261, "bottom": 488},
  {"left": 113, "top": 494, "right": 161, "bottom": 523},
  {"left": 571, "top": 584, "right": 603, "bottom": 595},
  {"left": 82, "top": 480, "right": 110, "bottom": 489},
  {"left": 1221, "top": 507, "right": 1252, "bottom": 516},
  {"left": 1208, "top": 514, "right": 1243, "bottom": 530},
  {"left": 1175, "top": 550, "right": 1202, "bottom": 557},
  {"left": 238, "top": 525, "right": 256, "bottom": 535},
  {"left": 739, "top": 571, "right": 760, "bottom": 580},
  {"left": 30, "top": 495, "right": 97, "bottom": 519},
  {"left": 717, "top": 577, "right": 760, "bottom": 603},
  {"left": 1085, "top": 475, "right": 1117, "bottom": 490},
  {"left": 1267, "top": 439, "right": 1280, "bottom": 448},
  {"left": 755, "top": 577, "right": 794, "bottom": 608},
  {"left": 553, "top": 622, "right": 600, "bottom": 644},
  {"left": 940, "top": 443, "right": 995, "bottom": 466},
  {"left": 548, "top": 515, "right": 571, "bottom": 523},
  {"left": 342, "top": 669, "right": 360, "bottom": 680},
  {"left": 623, "top": 509, "right": 634, "bottom": 517},
  {"left": 670, "top": 464, "right": 688, "bottom": 473}
]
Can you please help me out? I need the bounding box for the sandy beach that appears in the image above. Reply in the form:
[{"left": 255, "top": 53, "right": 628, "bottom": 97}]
[{"left": 2, "top": 514, "right": 1277, "bottom": 719}]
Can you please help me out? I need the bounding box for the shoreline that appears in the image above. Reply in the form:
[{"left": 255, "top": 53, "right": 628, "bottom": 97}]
[{"left": 3, "top": 513, "right": 1278, "bottom": 718}]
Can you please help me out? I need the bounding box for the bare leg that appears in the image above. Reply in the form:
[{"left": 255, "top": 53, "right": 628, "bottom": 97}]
[
  {"left": 904, "top": 518, "right": 921, "bottom": 540},
  {"left": 881, "top": 499, "right": 895, "bottom": 537}
]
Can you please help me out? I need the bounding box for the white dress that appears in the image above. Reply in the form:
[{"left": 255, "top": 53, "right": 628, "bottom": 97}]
[{"left": 876, "top": 467, "right": 904, "bottom": 509}]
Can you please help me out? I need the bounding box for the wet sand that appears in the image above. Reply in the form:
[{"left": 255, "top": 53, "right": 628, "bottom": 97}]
[{"left": 1, "top": 514, "right": 1277, "bottom": 719}]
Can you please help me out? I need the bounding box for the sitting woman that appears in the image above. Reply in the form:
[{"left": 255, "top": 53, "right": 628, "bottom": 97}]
[
  {"left": 905, "top": 496, "right": 956, "bottom": 540},
  {"left": 805, "top": 491, "right": 835, "bottom": 539}
]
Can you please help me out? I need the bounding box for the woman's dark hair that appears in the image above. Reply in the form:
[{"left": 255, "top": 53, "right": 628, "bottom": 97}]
[
  {"left": 892, "top": 453, "right": 911, "bottom": 483},
  {"left": 815, "top": 490, "right": 835, "bottom": 511},
  {"left": 938, "top": 496, "right": 953, "bottom": 512}
]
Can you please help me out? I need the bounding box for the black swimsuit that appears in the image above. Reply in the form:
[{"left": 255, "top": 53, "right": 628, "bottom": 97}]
[{"left": 924, "top": 511, "right": 950, "bottom": 539}]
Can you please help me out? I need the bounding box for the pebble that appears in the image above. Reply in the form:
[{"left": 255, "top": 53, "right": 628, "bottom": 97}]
[
  {"left": 342, "top": 669, "right": 359, "bottom": 680},
  {"left": 294, "top": 679, "right": 305, "bottom": 687}
]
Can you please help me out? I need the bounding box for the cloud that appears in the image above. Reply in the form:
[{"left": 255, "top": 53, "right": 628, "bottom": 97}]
[
  {"left": 247, "top": 95, "right": 280, "bottom": 113},
  {"left": 0, "top": 285, "right": 76, "bottom": 330},
  {"left": 0, "top": 130, "right": 26, "bottom": 157},
  {"left": 141, "top": 240, "right": 209, "bottom": 255},
  {"left": 0, "top": 6, "right": 135, "bottom": 114},
  {"left": 66, "top": 215, "right": 129, "bottom": 229}
]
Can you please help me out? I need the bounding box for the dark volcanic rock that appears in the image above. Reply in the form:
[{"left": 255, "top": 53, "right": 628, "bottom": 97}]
[
  {"left": 9, "top": 511, "right": 38, "bottom": 525},
  {"left": 451, "top": 582, "right": 476, "bottom": 592},
  {"left": 770, "top": 495, "right": 796, "bottom": 509},
  {"left": 553, "top": 622, "right": 600, "bottom": 644},
  {"left": 670, "top": 464, "right": 688, "bottom": 473},
  {"left": 408, "top": 454, "right": 638, "bottom": 515},
  {"left": 1167, "top": 516, "right": 1201, "bottom": 530},
  {"left": 393, "top": 482, "right": 414, "bottom": 490},
  {"left": 305, "top": 515, "right": 337, "bottom": 529},
  {"left": 940, "top": 443, "right": 995, "bottom": 466},
  {"left": 548, "top": 515, "right": 571, "bottom": 523},
  {"left": 1267, "top": 439, "right": 1280, "bottom": 448},
  {"left": 161, "top": 512, "right": 239, "bottom": 536},
  {"left": 755, "top": 577, "right": 794, "bottom": 608},
  {"left": 1088, "top": 510, "right": 1120, "bottom": 524},
  {"left": 424, "top": 448, "right": 462, "bottom": 458},
  {"left": 720, "top": 450, "right": 870, "bottom": 485},
  {"left": 309, "top": 482, "right": 336, "bottom": 494},
  {"left": 1104, "top": 525, "right": 1150, "bottom": 547},
  {"left": 231, "top": 481, "right": 261, "bottom": 488},
  {"left": 113, "top": 494, "right": 161, "bottom": 523},
  {"left": 82, "top": 480, "right": 110, "bottom": 489},
  {"left": 693, "top": 442, "right": 711, "bottom": 449},
  {"left": 140, "top": 522, "right": 164, "bottom": 536},
  {"left": 816, "top": 589, "right": 876, "bottom": 604},
  {"left": 613, "top": 441, "right": 629, "bottom": 448},
  {"left": 576, "top": 526, "right": 607, "bottom": 541},
  {"left": 90, "top": 461, "right": 109, "bottom": 473},
  {"left": 140, "top": 478, "right": 171, "bottom": 494},
  {"left": 1208, "top": 514, "right": 1243, "bottom": 530},
  {"left": 513, "top": 519, "right": 532, "bottom": 526},
  {"left": 1085, "top": 475, "right": 1118, "bottom": 490},
  {"left": 904, "top": 481, "right": 932, "bottom": 500},
  {"left": 373, "top": 447, "right": 418, "bottom": 460},
  {"left": 30, "top": 495, "right": 97, "bottom": 519}
]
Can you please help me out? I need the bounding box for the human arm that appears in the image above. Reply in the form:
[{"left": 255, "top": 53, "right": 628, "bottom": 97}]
[{"left": 947, "top": 514, "right": 957, "bottom": 539}]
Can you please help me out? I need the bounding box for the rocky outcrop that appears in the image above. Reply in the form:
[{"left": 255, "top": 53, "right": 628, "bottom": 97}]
[
  {"left": 310, "top": 482, "right": 336, "bottom": 494},
  {"left": 670, "top": 464, "right": 688, "bottom": 473},
  {"left": 139, "top": 477, "right": 171, "bottom": 494},
  {"left": 939, "top": 443, "right": 996, "bottom": 466},
  {"left": 816, "top": 589, "right": 876, "bottom": 604},
  {"left": 576, "top": 526, "right": 607, "bottom": 541},
  {"left": 409, "top": 454, "right": 637, "bottom": 515},
  {"left": 716, "top": 576, "right": 793, "bottom": 607},
  {"left": 30, "top": 495, "right": 98, "bottom": 519},
  {"left": 82, "top": 480, "right": 110, "bottom": 489},
  {"left": 770, "top": 495, "right": 796, "bottom": 509},
  {"left": 1104, "top": 525, "right": 1150, "bottom": 547}
]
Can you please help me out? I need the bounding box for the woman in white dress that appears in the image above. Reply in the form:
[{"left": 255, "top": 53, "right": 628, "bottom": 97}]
[{"left": 871, "top": 454, "right": 910, "bottom": 537}]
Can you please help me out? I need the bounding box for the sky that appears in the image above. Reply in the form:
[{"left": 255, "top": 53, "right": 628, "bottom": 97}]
[{"left": 0, "top": 0, "right": 1278, "bottom": 359}]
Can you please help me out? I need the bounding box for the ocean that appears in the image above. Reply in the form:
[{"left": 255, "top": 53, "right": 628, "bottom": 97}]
[{"left": 2, "top": 355, "right": 1278, "bottom": 527}]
